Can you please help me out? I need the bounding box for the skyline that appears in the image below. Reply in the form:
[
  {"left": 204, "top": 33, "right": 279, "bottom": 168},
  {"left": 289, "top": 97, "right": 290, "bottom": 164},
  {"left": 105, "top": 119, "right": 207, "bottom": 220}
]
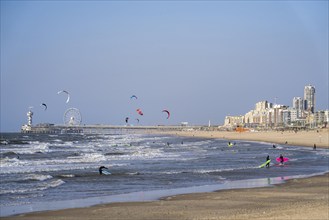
[
  {"left": 1, "top": 1, "right": 328, "bottom": 132},
  {"left": 224, "top": 84, "right": 328, "bottom": 129}
]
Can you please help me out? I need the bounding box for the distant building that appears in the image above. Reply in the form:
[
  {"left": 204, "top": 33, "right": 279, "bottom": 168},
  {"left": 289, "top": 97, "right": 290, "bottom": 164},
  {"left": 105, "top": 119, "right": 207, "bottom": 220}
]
[
  {"left": 222, "top": 85, "right": 325, "bottom": 129},
  {"left": 224, "top": 115, "right": 244, "bottom": 127},
  {"left": 289, "top": 108, "right": 298, "bottom": 122},
  {"left": 314, "top": 110, "right": 329, "bottom": 127},
  {"left": 181, "top": 122, "right": 189, "bottom": 127},
  {"left": 304, "top": 85, "right": 315, "bottom": 113},
  {"left": 292, "top": 97, "right": 304, "bottom": 118},
  {"left": 255, "top": 101, "right": 271, "bottom": 111}
]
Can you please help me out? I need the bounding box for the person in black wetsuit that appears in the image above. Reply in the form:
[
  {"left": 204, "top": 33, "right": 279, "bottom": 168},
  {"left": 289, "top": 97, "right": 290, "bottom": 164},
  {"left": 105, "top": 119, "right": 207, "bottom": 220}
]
[
  {"left": 279, "top": 154, "right": 284, "bottom": 164},
  {"left": 99, "top": 166, "right": 107, "bottom": 175},
  {"left": 266, "top": 155, "right": 270, "bottom": 168}
]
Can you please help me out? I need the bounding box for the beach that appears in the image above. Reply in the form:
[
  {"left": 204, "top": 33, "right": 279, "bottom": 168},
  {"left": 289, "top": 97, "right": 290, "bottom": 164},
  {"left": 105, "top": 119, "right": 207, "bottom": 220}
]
[
  {"left": 4, "top": 173, "right": 328, "bottom": 220},
  {"left": 156, "top": 128, "right": 329, "bottom": 149},
  {"left": 3, "top": 129, "right": 328, "bottom": 220}
]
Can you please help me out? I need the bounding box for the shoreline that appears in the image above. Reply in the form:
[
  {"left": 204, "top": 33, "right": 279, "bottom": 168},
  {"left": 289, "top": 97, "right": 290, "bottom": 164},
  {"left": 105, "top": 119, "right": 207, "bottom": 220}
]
[
  {"left": 4, "top": 173, "right": 328, "bottom": 220},
  {"left": 3, "top": 130, "right": 329, "bottom": 219}
]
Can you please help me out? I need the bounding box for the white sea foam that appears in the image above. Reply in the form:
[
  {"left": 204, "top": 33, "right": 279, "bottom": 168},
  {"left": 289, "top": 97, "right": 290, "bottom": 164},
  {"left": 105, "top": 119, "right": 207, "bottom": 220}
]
[
  {"left": 42, "top": 179, "right": 65, "bottom": 189},
  {"left": 6, "top": 142, "right": 51, "bottom": 154},
  {"left": 23, "top": 174, "right": 53, "bottom": 181},
  {"left": 0, "top": 157, "right": 28, "bottom": 168},
  {"left": 0, "top": 179, "right": 65, "bottom": 195},
  {"left": 59, "top": 174, "right": 75, "bottom": 178}
]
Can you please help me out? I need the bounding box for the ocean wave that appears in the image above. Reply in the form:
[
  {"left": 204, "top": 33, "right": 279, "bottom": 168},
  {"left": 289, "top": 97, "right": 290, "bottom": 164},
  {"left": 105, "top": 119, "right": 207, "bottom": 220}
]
[
  {"left": 153, "top": 166, "right": 259, "bottom": 176},
  {"left": 6, "top": 143, "right": 51, "bottom": 155},
  {"left": 0, "top": 179, "right": 65, "bottom": 195},
  {"left": 23, "top": 174, "right": 53, "bottom": 181},
  {"left": 0, "top": 140, "right": 9, "bottom": 145},
  {"left": 43, "top": 179, "right": 65, "bottom": 189},
  {"left": 69, "top": 153, "right": 107, "bottom": 163},
  {"left": 0, "top": 139, "right": 29, "bottom": 145},
  {"left": 58, "top": 174, "right": 75, "bottom": 178},
  {"left": 0, "top": 157, "right": 27, "bottom": 167},
  {"left": 0, "top": 152, "right": 20, "bottom": 159}
]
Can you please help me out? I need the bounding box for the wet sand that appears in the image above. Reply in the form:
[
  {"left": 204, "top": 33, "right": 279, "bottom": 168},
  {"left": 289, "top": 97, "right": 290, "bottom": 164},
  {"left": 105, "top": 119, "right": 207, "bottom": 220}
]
[
  {"left": 4, "top": 173, "right": 328, "bottom": 220},
  {"left": 3, "top": 129, "right": 329, "bottom": 220}
]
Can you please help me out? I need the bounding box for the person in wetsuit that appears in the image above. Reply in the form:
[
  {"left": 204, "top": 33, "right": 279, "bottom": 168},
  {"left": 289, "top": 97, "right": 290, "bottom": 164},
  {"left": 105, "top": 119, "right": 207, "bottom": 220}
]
[
  {"left": 266, "top": 155, "right": 270, "bottom": 168},
  {"left": 99, "top": 166, "right": 107, "bottom": 175},
  {"left": 279, "top": 154, "right": 284, "bottom": 164}
]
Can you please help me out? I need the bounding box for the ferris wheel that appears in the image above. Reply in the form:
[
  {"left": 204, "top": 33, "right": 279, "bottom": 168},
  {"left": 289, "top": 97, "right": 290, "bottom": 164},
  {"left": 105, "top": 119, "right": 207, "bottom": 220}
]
[{"left": 63, "top": 108, "right": 82, "bottom": 126}]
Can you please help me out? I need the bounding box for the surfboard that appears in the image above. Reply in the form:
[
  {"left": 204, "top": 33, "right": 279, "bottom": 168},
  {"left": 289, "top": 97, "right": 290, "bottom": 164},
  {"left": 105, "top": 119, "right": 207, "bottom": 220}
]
[
  {"left": 276, "top": 157, "right": 289, "bottom": 163},
  {"left": 259, "top": 159, "right": 271, "bottom": 168}
]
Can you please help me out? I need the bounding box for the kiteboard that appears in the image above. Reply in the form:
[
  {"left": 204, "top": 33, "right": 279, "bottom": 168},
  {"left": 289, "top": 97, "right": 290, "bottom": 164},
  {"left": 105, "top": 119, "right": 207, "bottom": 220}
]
[
  {"left": 102, "top": 169, "right": 111, "bottom": 175},
  {"left": 276, "top": 157, "right": 289, "bottom": 163},
  {"left": 259, "top": 160, "right": 271, "bottom": 168}
]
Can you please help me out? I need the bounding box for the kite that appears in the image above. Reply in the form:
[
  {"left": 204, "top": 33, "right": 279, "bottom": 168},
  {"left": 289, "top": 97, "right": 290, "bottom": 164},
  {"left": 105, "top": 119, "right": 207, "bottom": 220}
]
[
  {"left": 40, "top": 103, "right": 47, "bottom": 111},
  {"left": 136, "top": 108, "right": 143, "bottom": 116},
  {"left": 130, "top": 95, "right": 138, "bottom": 100},
  {"left": 162, "top": 109, "right": 170, "bottom": 119},
  {"left": 57, "top": 90, "right": 70, "bottom": 103}
]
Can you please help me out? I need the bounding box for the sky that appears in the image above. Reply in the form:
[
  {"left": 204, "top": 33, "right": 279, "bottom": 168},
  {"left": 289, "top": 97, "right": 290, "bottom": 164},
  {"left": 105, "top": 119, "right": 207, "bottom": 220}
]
[{"left": 1, "top": 1, "right": 328, "bottom": 132}]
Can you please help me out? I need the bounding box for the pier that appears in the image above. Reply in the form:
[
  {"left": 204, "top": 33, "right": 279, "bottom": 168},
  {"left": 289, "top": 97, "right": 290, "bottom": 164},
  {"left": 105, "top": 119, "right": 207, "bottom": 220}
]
[{"left": 21, "top": 123, "right": 193, "bottom": 134}]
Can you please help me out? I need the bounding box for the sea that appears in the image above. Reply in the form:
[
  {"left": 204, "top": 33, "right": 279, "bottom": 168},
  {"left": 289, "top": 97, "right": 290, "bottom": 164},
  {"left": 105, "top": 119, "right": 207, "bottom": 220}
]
[{"left": 1, "top": 131, "right": 328, "bottom": 217}]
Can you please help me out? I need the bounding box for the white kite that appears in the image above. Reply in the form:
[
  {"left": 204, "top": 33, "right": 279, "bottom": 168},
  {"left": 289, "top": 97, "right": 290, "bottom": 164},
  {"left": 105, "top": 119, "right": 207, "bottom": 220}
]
[{"left": 57, "top": 90, "right": 70, "bottom": 103}]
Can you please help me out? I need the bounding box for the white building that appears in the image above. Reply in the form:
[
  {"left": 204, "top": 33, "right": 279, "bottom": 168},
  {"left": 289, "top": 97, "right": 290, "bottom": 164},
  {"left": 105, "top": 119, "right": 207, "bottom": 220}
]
[
  {"left": 289, "top": 108, "right": 298, "bottom": 122},
  {"left": 292, "top": 97, "right": 304, "bottom": 118},
  {"left": 304, "top": 85, "right": 315, "bottom": 113},
  {"left": 314, "top": 110, "right": 329, "bottom": 127}
]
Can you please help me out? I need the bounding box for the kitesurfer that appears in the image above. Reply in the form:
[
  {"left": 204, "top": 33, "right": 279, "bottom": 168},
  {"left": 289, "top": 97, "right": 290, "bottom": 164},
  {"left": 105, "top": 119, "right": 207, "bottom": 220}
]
[
  {"left": 266, "top": 155, "right": 270, "bottom": 168},
  {"left": 279, "top": 154, "right": 284, "bottom": 164},
  {"left": 99, "top": 166, "right": 108, "bottom": 175}
]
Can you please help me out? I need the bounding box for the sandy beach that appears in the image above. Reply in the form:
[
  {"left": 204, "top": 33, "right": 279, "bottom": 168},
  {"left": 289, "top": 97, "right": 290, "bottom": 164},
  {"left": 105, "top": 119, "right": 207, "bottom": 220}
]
[
  {"left": 157, "top": 128, "right": 329, "bottom": 149},
  {"left": 3, "top": 129, "right": 329, "bottom": 220},
  {"left": 4, "top": 174, "right": 328, "bottom": 220}
]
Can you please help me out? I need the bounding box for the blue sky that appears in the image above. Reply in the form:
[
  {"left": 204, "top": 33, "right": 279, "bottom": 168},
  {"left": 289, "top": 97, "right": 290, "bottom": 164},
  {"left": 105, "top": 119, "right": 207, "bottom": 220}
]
[{"left": 1, "top": 1, "right": 328, "bottom": 132}]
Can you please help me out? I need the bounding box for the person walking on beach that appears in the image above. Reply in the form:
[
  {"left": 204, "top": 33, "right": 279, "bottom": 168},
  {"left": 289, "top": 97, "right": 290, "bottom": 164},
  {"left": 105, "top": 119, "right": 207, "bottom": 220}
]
[
  {"left": 313, "top": 144, "right": 316, "bottom": 150},
  {"left": 266, "top": 155, "right": 270, "bottom": 168}
]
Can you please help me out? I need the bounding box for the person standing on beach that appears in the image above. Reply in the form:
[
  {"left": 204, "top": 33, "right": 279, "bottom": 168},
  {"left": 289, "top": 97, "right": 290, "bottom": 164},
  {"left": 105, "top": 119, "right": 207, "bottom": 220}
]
[{"left": 266, "top": 155, "right": 270, "bottom": 168}]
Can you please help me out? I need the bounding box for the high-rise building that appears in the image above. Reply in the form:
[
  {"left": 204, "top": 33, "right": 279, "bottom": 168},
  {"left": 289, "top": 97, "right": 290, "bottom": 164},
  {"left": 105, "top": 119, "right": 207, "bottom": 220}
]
[
  {"left": 304, "top": 85, "right": 315, "bottom": 113},
  {"left": 255, "top": 101, "right": 269, "bottom": 111},
  {"left": 293, "top": 97, "right": 303, "bottom": 109},
  {"left": 292, "top": 97, "right": 304, "bottom": 118}
]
